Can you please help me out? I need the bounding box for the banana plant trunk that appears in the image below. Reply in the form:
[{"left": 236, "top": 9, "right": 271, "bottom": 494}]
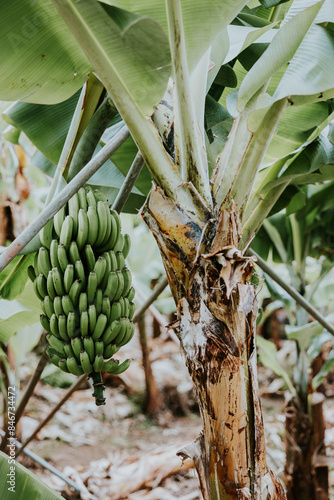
[{"left": 143, "top": 187, "right": 286, "bottom": 499}]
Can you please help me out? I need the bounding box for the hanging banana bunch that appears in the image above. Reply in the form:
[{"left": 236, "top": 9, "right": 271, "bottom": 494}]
[{"left": 28, "top": 186, "right": 135, "bottom": 405}]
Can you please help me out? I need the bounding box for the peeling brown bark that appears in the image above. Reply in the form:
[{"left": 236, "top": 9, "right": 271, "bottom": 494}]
[
  {"left": 143, "top": 187, "right": 286, "bottom": 499},
  {"left": 284, "top": 393, "right": 328, "bottom": 500}
]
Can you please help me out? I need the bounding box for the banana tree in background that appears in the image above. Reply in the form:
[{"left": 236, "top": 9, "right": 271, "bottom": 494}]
[
  {"left": 254, "top": 184, "right": 334, "bottom": 500},
  {"left": 1, "top": 0, "right": 334, "bottom": 498}
]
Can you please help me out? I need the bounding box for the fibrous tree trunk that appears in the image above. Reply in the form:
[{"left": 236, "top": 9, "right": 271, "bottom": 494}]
[{"left": 143, "top": 187, "right": 286, "bottom": 499}]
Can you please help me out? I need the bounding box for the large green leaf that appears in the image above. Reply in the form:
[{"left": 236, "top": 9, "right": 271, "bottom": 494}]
[
  {"left": 0, "top": 450, "right": 63, "bottom": 500},
  {"left": 0, "top": 255, "right": 35, "bottom": 301},
  {"left": 0, "top": 283, "right": 41, "bottom": 344},
  {"left": 101, "top": 0, "right": 250, "bottom": 72},
  {"left": 3, "top": 92, "right": 80, "bottom": 164},
  {"left": 237, "top": 0, "right": 325, "bottom": 110},
  {"left": 0, "top": 1, "right": 91, "bottom": 104},
  {"left": 256, "top": 336, "right": 296, "bottom": 394}
]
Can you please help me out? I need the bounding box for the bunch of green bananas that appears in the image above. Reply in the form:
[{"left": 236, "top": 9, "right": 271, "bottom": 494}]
[{"left": 28, "top": 186, "right": 135, "bottom": 405}]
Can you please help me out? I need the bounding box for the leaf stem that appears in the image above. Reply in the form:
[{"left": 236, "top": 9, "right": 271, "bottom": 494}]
[{"left": 165, "top": 0, "right": 212, "bottom": 207}]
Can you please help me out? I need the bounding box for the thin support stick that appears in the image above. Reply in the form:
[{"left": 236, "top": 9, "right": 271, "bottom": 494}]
[
  {"left": 0, "top": 429, "right": 81, "bottom": 493},
  {"left": 16, "top": 374, "right": 87, "bottom": 458},
  {"left": 0, "top": 126, "right": 130, "bottom": 272},
  {"left": 250, "top": 248, "right": 334, "bottom": 336},
  {"left": 112, "top": 151, "right": 145, "bottom": 214}
]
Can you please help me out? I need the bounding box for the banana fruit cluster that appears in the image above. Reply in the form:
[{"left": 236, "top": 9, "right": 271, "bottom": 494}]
[{"left": 28, "top": 186, "right": 135, "bottom": 405}]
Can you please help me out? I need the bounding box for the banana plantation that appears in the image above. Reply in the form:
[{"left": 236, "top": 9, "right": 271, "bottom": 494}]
[{"left": 1, "top": 0, "right": 334, "bottom": 499}]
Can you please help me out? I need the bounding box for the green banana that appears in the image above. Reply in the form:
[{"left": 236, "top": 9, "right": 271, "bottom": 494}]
[
  {"left": 62, "top": 295, "right": 76, "bottom": 315},
  {"left": 80, "top": 350, "right": 93, "bottom": 374},
  {"left": 77, "top": 208, "right": 89, "bottom": 250},
  {"left": 88, "top": 305, "right": 97, "bottom": 334},
  {"left": 92, "top": 313, "right": 107, "bottom": 341},
  {"left": 43, "top": 296, "right": 54, "bottom": 319},
  {"left": 113, "top": 270, "right": 124, "bottom": 301},
  {"left": 84, "top": 336, "right": 95, "bottom": 363},
  {"left": 64, "top": 264, "right": 74, "bottom": 294},
  {"left": 84, "top": 244, "right": 96, "bottom": 273},
  {"left": 46, "top": 271, "right": 56, "bottom": 301},
  {"left": 87, "top": 206, "right": 99, "bottom": 246},
  {"left": 93, "top": 354, "right": 104, "bottom": 372},
  {"left": 115, "top": 251, "right": 125, "bottom": 271},
  {"left": 50, "top": 313, "right": 60, "bottom": 337},
  {"left": 69, "top": 279, "right": 82, "bottom": 307},
  {"left": 37, "top": 247, "right": 52, "bottom": 279},
  {"left": 102, "top": 358, "right": 119, "bottom": 374},
  {"left": 122, "top": 297, "right": 130, "bottom": 318},
  {"left": 127, "top": 287, "right": 135, "bottom": 302},
  {"left": 110, "top": 210, "right": 121, "bottom": 247},
  {"left": 54, "top": 205, "right": 66, "bottom": 237},
  {"left": 108, "top": 251, "right": 118, "bottom": 271},
  {"left": 53, "top": 296, "right": 63, "bottom": 318},
  {"left": 79, "top": 292, "right": 88, "bottom": 315},
  {"left": 78, "top": 187, "right": 88, "bottom": 212},
  {"left": 85, "top": 187, "right": 97, "bottom": 207},
  {"left": 95, "top": 340, "right": 104, "bottom": 356},
  {"left": 49, "top": 353, "right": 62, "bottom": 368},
  {"left": 27, "top": 265, "right": 36, "bottom": 283},
  {"left": 58, "top": 358, "right": 70, "bottom": 373},
  {"left": 40, "top": 219, "right": 54, "bottom": 250},
  {"left": 67, "top": 311, "right": 77, "bottom": 339},
  {"left": 113, "top": 233, "right": 124, "bottom": 253},
  {"left": 93, "top": 256, "right": 106, "bottom": 287},
  {"left": 33, "top": 279, "right": 44, "bottom": 301},
  {"left": 80, "top": 311, "right": 89, "bottom": 337},
  {"left": 101, "top": 319, "right": 121, "bottom": 345},
  {"left": 71, "top": 337, "right": 83, "bottom": 360},
  {"left": 102, "top": 296, "right": 111, "bottom": 322},
  {"left": 47, "top": 334, "right": 65, "bottom": 354},
  {"left": 95, "top": 289, "right": 103, "bottom": 315},
  {"left": 112, "top": 358, "right": 131, "bottom": 375},
  {"left": 50, "top": 239, "right": 60, "bottom": 269},
  {"left": 104, "top": 271, "right": 118, "bottom": 302},
  {"left": 67, "top": 356, "right": 84, "bottom": 375},
  {"left": 68, "top": 192, "right": 80, "bottom": 236},
  {"left": 87, "top": 271, "right": 98, "bottom": 304},
  {"left": 93, "top": 189, "right": 107, "bottom": 202},
  {"left": 110, "top": 301, "right": 122, "bottom": 323},
  {"left": 129, "top": 301, "right": 135, "bottom": 320},
  {"left": 64, "top": 342, "right": 76, "bottom": 359},
  {"left": 122, "top": 234, "right": 131, "bottom": 259},
  {"left": 75, "top": 259, "right": 86, "bottom": 287},
  {"left": 34, "top": 252, "right": 40, "bottom": 276},
  {"left": 52, "top": 267, "right": 65, "bottom": 296},
  {"left": 40, "top": 314, "right": 51, "bottom": 333},
  {"left": 100, "top": 202, "right": 112, "bottom": 247},
  {"left": 69, "top": 241, "right": 80, "bottom": 266},
  {"left": 118, "top": 321, "right": 135, "bottom": 347},
  {"left": 58, "top": 314, "right": 68, "bottom": 341},
  {"left": 119, "top": 297, "right": 125, "bottom": 317},
  {"left": 36, "top": 274, "right": 48, "bottom": 298},
  {"left": 46, "top": 346, "right": 64, "bottom": 359},
  {"left": 101, "top": 252, "right": 111, "bottom": 289},
  {"left": 57, "top": 244, "right": 69, "bottom": 273},
  {"left": 122, "top": 268, "right": 132, "bottom": 297},
  {"left": 103, "top": 343, "right": 119, "bottom": 359},
  {"left": 113, "top": 317, "right": 128, "bottom": 345},
  {"left": 95, "top": 201, "right": 108, "bottom": 247},
  {"left": 59, "top": 215, "right": 74, "bottom": 250}
]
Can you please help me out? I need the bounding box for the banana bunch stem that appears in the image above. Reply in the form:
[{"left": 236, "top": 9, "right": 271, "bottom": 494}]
[{"left": 91, "top": 371, "right": 106, "bottom": 406}]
